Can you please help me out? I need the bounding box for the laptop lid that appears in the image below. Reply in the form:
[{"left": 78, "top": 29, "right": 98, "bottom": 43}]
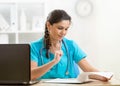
[{"left": 0, "top": 44, "right": 30, "bottom": 84}]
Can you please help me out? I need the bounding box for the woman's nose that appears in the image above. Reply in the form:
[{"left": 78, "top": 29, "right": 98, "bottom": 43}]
[{"left": 61, "top": 29, "right": 66, "bottom": 35}]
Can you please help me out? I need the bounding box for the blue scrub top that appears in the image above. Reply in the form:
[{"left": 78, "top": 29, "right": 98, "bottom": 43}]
[{"left": 30, "top": 37, "right": 87, "bottom": 80}]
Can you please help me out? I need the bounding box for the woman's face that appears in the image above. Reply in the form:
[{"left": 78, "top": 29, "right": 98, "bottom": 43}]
[{"left": 47, "top": 20, "right": 71, "bottom": 41}]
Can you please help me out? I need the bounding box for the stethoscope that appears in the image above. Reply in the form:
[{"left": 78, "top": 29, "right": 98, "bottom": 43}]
[{"left": 40, "top": 39, "right": 70, "bottom": 75}]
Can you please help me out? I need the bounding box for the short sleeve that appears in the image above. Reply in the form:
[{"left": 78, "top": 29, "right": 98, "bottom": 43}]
[
  {"left": 72, "top": 41, "right": 87, "bottom": 63},
  {"left": 30, "top": 43, "right": 39, "bottom": 63}
]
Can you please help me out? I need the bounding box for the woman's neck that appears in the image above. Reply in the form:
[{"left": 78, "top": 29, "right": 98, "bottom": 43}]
[
  {"left": 50, "top": 38, "right": 62, "bottom": 53},
  {"left": 50, "top": 38, "right": 61, "bottom": 46}
]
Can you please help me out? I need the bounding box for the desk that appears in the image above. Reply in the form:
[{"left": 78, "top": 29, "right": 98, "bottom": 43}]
[
  {"left": 0, "top": 77, "right": 119, "bottom": 86},
  {"left": 33, "top": 78, "right": 120, "bottom": 86}
]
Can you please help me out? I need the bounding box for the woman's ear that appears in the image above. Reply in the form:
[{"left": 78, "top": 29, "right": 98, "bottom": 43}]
[{"left": 46, "top": 22, "right": 51, "bottom": 31}]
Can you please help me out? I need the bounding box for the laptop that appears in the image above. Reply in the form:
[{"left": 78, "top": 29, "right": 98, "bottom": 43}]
[{"left": 0, "top": 44, "right": 39, "bottom": 85}]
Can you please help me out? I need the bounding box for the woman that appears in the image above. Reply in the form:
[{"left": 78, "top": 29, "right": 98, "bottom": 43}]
[{"left": 30, "top": 9, "right": 111, "bottom": 81}]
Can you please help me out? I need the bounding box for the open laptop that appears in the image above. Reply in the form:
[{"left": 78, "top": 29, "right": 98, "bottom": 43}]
[{"left": 0, "top": 44, "right": 39, "bottom": 85}]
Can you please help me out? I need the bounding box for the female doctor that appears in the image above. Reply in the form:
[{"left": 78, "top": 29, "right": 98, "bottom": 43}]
[{"left": 30, "top": 9, "right": 111, "bottom": 81}]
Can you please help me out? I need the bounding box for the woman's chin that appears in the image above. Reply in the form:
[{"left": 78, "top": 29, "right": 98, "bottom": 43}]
[
  {"left": 57, "top": 37, "right": 63, "bottom": 41},
  {"left": 59, "top": 38, "right": 63, "bottom": 41}
]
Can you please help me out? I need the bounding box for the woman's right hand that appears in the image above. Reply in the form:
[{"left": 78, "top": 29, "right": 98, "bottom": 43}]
[{"left": 53, "top": 50, "right": 63, "bottom": 64}]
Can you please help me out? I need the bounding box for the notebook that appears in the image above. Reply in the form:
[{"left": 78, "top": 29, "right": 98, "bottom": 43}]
[{"left": 0, "top": 44, "right": 39, "bottom": 85}]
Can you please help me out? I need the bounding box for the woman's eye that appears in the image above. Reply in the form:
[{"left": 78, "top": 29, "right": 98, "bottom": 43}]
[
  {"left": 58, "top": 27, "right": 63, "bottom": 30},
  {"left": 57, "top": 27, "right": 69, "bottom": 31},
  {"left": 65, "top": 28, "right": 68, "bottom": 31}
]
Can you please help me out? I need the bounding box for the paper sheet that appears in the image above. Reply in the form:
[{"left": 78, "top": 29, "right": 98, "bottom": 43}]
[{"left": 43, "top": 78, "right": 91, "bottom": 84}]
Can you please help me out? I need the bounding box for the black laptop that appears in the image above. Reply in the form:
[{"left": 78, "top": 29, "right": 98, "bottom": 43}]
[{"left": 0, "top": 44, "right": 39, "bottom": 85}]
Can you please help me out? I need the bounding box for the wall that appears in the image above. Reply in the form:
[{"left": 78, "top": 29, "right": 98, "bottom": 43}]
[{"left": 96, "top": 0, "right": 120, "bottom": 79}]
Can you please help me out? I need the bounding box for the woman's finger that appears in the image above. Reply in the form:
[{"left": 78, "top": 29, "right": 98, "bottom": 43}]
[{"left": 54, "top": 50, "right": 63, "bottom": 64}]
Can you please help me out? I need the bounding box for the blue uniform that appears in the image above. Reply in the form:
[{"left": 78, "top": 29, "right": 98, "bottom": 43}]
[{"left": 30, "top": 37, "right": 87, "bottom": 80}]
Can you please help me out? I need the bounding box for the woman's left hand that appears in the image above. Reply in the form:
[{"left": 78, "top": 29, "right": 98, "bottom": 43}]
[{"left": 88, "top": 74, "right": 113, "bottom": 81}]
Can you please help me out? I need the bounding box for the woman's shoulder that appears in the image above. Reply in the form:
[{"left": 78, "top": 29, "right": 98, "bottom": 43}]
[
  {"left": 63, "top": 37, "right": 77, "bottom": 45},
  {"left": 30, "top": 37, "right": 44, "bottom": 47}
]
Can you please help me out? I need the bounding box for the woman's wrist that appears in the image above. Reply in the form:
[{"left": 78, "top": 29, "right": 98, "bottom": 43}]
[{"left": 51, "top": 59, "right": 58, "bottom": 65}]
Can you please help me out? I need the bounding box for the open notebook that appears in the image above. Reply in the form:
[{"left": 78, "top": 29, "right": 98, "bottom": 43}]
[{"left": 42, "top": 72, "right": 113, "bottom": 84}]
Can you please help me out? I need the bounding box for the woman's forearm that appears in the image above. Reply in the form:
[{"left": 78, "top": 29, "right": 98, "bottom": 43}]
[
  {"left": 31, "top": 60, "right": 56, "bottom": 80},
  {"left": 78, "top": 58, "right": 99, "bottom": 72}
]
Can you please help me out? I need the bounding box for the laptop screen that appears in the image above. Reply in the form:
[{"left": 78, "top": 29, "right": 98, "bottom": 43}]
[{"left": 0, "top": 44, "right": 30, "bottom": 84}]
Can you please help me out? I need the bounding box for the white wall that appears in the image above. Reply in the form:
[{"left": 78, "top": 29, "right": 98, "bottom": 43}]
[{"left": 96, "top": 0, "right": 120, "bottom": 79}]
